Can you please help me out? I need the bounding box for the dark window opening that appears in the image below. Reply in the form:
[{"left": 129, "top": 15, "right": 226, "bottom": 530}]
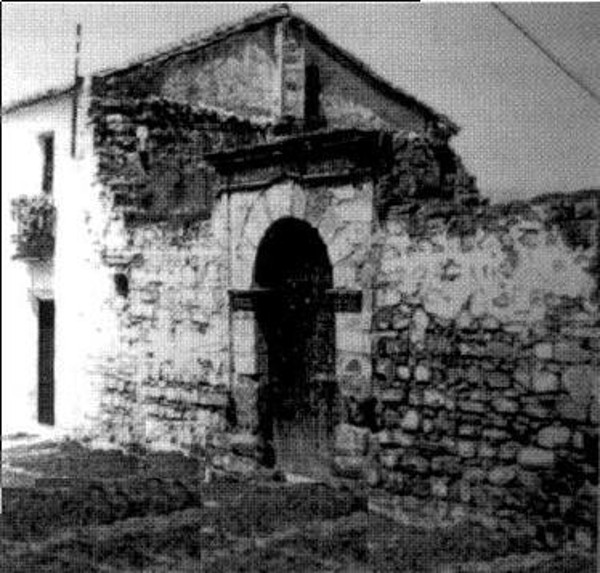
[
  {"left": 140, "top": 193, "right": 153, "bottom": 210},
  {"left": 40, "top": 132, "right": 55, "bottom": 194},
  {"left": 304, "top": 65, "right": 323, "bottom": 128},
  {"left": 114, "top": 273, "right": 130, "bottom": 298},
  {"left": 434, "top": 145, "right": 458, "bottom": 199},
  {"left": 196, "top": 168, "right": 214, "bottom": 217},
  {"left": 172, "top": 177, "right": 186, "bottom": 202}
]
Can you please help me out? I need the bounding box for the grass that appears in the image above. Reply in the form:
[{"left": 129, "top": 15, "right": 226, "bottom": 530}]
[{"left": 1, "top": 440, "right": 596, "bottom": 572}]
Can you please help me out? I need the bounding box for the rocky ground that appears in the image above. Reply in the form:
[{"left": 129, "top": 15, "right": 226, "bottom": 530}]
[{"left": 1, "top": 438, "right": 596, "bottom": 572}]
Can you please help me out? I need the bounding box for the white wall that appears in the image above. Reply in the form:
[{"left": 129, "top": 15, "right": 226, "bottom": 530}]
[{"left": 1, "top": 90, "right": 104, "bottom": 435}]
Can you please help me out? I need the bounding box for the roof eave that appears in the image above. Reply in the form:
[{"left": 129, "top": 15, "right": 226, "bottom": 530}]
[
  {"left": 1, "top": 83, "right": 77, "bottom": 116},
  {"left": 93, "top": 4, "right": 291, "bottom": 80}
]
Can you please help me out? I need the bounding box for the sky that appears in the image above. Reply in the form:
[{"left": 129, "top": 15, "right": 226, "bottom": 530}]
[{"left": 2, "top": 2, "right": 599, "bottom": 202}]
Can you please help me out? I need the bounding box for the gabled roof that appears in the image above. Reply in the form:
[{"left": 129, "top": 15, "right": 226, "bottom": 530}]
[
  {"left": 298, "top": 13, "right": 459, "bottom": 134},
  {"left": 2, "top": 4, "right": 459, "bottom": 132}
]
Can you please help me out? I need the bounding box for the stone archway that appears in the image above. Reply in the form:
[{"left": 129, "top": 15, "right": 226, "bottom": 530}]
[
  {"left": 253, "top": 218, "right": 337, "bottom": 477},
  {"left": 227, "top": 181, "right": 370, "bottom": 478}
]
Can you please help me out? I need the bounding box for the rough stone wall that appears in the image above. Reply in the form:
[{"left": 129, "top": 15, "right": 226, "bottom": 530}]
[
  {"left": 88, "top": 98, "right": 266, "bottom": 449},
  {"left": 97, "top": 210, "right": 231, "bottom": 451},
  {"left": 347, "top": 189, "right": 599, "bottom": 547},
  {"left": 93, "top": 25, "right": 280, "bottom": 121},
  {"left": 91, "top": 97, "right": 265, "bottom": 220}
]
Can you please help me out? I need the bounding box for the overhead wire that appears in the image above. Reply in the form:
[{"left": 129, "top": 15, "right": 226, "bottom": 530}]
[{"left": 491, "top": 3, "right": 600, "bottom": 106}]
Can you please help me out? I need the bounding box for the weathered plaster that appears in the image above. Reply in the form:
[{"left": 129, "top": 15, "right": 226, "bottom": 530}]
[
  {"left": 305, "top": 39, "right": 428, "bottom": 132},
  {"left": 94, "top": 26, "right": 280, "bottom": 121}
]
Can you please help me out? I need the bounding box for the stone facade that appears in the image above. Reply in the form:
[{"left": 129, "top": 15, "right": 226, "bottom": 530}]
[
  {"left": 86, "top": 93, "right": 599, "bottom": 546},
  {"left": 3, "top": 3, "right": 597, "bottom": 552}
]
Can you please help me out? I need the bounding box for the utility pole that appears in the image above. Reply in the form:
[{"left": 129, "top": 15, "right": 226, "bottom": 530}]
[{"left": 71, "top": 23, "right": 82, "bottom": 158}]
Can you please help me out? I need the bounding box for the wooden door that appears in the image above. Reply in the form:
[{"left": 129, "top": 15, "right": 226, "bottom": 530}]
[{"left": 38, "top": 299, "right": 55, "bottom": 425}]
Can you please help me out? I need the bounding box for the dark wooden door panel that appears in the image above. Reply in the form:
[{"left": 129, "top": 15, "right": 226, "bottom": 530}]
[{"left": 38, "top": 299, "right": 55, "bottom": 425}]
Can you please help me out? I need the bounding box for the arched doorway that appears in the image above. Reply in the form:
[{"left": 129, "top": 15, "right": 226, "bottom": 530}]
[{"left": 253, "top": 218, "right": 337, "bottom": 477}]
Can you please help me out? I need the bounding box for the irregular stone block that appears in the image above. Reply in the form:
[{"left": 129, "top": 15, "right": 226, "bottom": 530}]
[
  {"left": 379, "top": 428, "right": 415, "bottom": 448},
  {"left": 562, "top": 365, "right": 596, "bottom": 404},
  {"left": 459, "top": 480, "right": 472, "bottom": 504},
  {"left": 554, "top": 342, "right": 592, "bottom": 363},
  {"left": 557, "top": 398, "right": 587, "bottom": 422},
  {"left": 517, "top": 447, "right": 555, "bottom": 469},
  {"left": 498, "top": 441, "right": 520, "bottom": 461},
  {"left": 424, "top": 389, "right": 447, "bottom": 408},
  {"left": 483, "top": 428, "right": 511, "bottom": 441},
  {"left": 523, "top": 402, "right": 552, "bottom": 419},
  {"left": 422, "top": 419, "right": 434, "bottom": 434},
  {"left": 458, "top": 425, "right": 479, "bottom": 437},
  {"left": 380, "top": 450, "right": 401, "bottom": 470},
  {"left": 229, "top": 433, "right": 262, "bottom": 458},
  {"left": 488, "top": 465, "right": 516, "bottom": 486},
  {"left": 465, "top": 365, "right": 484, "bottom": 385},
  {"left": 487, "top": 372, "right": 511, "bottom": 389},
  {"left": 426, "top": 335, "right": 455, "bottom": 355},
  {"left": 379, "top": 389, "right": 406, "bottom": 403},
  {"left": 335, "top": 423, "right": 370, "bottom": 456},
  {"left": 492, "top": 397, "right": 519, "bottom": 414},
  {"left": 333, "top": 455, "right": 365, "bottom": 479},
  {"left": 411, "top": 308, "right": 430, "bottom": 341},
  {"left": 481, "top": 315, "right": 501, "bottom": 331},
  {"left": 341, "top": 374, "right": 371, "bottom": 401},
  {"left": 197, "top": 391, "right": 230, "bottom": 408},
  {"left": 574, "top": 527, "right": 595, "bottom": 551},
  {"left": 459, "top": 343, "right": 480, "bottom": 357},
  {"left": 214, "top": 453, "right": 260, "bottom": 475},
  {"left": 401, "top": 409, "right": 420, "bottom": 432},
  {"left": 396, "top": 365, "right": 411, "bottom": 380},
  {"left": 408, "top": 391, "right": 424, "bottom": 407},
  {"left": 412, "top": 477, "right": 431, "bottom": 499},
  {"left": 532, "top": 371, "right": 559, "bottom": 393},
  {"left": 431, "top": 455, "right": 461, "bottom": 475},
  {"left": 415, "top": 364, "right": 431, "bottom": 382},
  {"left": 479, "top": 443, "right": 496, "bottom": 458},
  {"left": 463, "top": 468, "right": 486, "bottom": 483},
  {"left": 440, "top": 437, "right": 457, "bottom": 453},
  {"left": 514, "top": 366, "right": 532, "bottom": 389},
  {"left": 401, "top": 454, "right": 430, "bottom": 474},
  {"left": 459, "top": 401, "right": 486, "bottom": 414},
  {"left": 470, "top": 390, "right": 488, "bottom": 402},
  {"left": 457, "top": 440, "right": 477, "bottom": 458},
  {"left": 572, "top": 431, "right": 585, "bottom": 450},
  {"left": 373, "top": 307, "right": 394, "bottom": 331},
  {"left": 382, "top": 407, "right": 402, "bottom": 428},
  {"left": 537, "top": 425, "right": 571, "bottom": 449},
  {"left": 485, "top": 341, "right": 517, "bottom": 359},
  {"left": 516, "top": 468, "right": 542, "bottom": 491},
  {"left": 534, "top": 342, "right": 553, "bottom": 360},
  {"left": 431, "top": 477, "right": 449, "bottom": 498},
  {"left": 383, "top": 472, "right": 406, "bottom": 495},
  {"left": 374, "top": 358, "right": 393, "bottom": 381},
  {"left": 456, "top": 309, "right": 475, "bottom": 330}
]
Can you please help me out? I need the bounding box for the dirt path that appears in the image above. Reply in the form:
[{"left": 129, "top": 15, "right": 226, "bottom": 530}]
[{"left": 1, "top": 439, "right": 596, "bottom": 572}]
